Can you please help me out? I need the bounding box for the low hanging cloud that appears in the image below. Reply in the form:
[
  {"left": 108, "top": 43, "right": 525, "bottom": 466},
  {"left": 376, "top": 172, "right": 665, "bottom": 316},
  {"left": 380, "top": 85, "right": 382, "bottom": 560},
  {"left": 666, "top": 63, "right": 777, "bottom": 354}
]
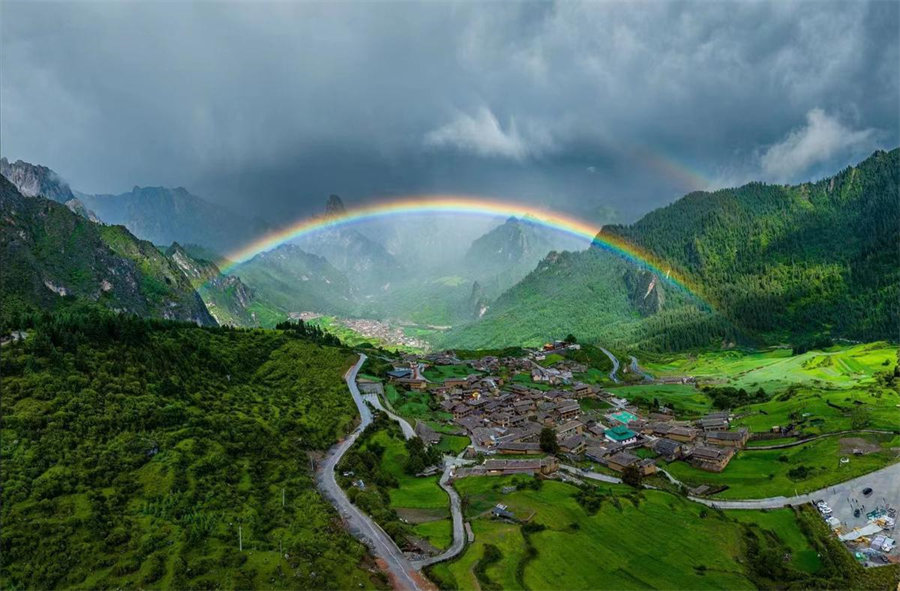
[
  {"left": 424, "top": 107, "right": 552, "bottom": 160},
  {"left": 760, "top": 108, "right": 879, "bottom": 182}
]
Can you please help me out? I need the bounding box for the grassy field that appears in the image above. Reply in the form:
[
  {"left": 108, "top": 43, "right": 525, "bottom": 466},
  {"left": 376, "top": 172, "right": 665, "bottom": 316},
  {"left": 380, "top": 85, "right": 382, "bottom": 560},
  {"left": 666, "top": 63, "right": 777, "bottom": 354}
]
[
  {"left": 434, "top": 475, "right": 826, "bottom": 590},
  {"left": 434, "top": 434, "right": 471, "bottom": 455},
  {"left": 665, "top": 432, "right": 900, "bottom": 499},
  {"left": 367, "top": 430, "right": 451, "bottom": 549},
  {"left": 731, "top": 385, "right": 899, "bottom": 434},
  {"left": 729, "top": 509, "right": 822, "bottom": 573},
  {"left": 619, "top": 342, "right": 899, "bottom": 435},
  {"left": 429, "top": 519, "right": 527, "bottom": 590},
  {"left": 423, "top": 364, "right": 479, "bottom": 381},
  {"left": 641, "top": 342, "right": 897, "bottom": 392},
  {"left": 574, "top": 367, "right": 611, "bottom": 385},
  {"left": 578, "top": 397, "right": 613, "bottom": 412},
  {"left": 608, "top": 343, "right": 900, "bottom": 499},
  {"left": 384, "top": 384, "right": 451, "bottom": 423},
  {"left": 608, "top": 383, "right": 713, "bottom": 415}
]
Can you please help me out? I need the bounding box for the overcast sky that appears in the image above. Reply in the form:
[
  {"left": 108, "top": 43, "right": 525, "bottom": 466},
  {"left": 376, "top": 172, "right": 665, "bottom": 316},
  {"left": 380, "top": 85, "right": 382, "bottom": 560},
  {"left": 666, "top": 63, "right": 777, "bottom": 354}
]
[{"left": 2, "top": 1, "right": 898, "bottom": 223}]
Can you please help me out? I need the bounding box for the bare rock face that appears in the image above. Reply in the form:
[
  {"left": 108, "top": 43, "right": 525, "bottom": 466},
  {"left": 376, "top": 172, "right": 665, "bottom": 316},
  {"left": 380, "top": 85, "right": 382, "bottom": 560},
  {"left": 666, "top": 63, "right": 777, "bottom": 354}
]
[
  {"left": 166, "top": 242, "right": 219, "bottom": 284},
  {"left": 64, "top": 198, "right": 101, "bottom": 222},
  {"left": 0, "top": 157, "right": 75, "bottom": 203},
  {"left": 625, "top": 268, "right": 665, "bottom": 316},
  {"left": 469, "top": 281, "right": 490, "bottom": 319}
]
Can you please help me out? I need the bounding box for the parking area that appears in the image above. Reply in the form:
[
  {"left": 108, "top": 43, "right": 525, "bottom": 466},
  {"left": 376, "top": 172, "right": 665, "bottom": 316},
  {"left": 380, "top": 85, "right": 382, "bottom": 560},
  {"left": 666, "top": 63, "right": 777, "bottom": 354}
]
[{"left": 814, "top": 465, "right": 899, "bottom": 566}]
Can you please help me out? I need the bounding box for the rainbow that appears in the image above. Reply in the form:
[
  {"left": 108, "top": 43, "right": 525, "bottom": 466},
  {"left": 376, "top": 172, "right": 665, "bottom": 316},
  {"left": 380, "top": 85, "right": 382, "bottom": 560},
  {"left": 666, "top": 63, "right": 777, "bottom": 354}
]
[{"left": 219, "top": 195, "right": 708, "bottom": 305}]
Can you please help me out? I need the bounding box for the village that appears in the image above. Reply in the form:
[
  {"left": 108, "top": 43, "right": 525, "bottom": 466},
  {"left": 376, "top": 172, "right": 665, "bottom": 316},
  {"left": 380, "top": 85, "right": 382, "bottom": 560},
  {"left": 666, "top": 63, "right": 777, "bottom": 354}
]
[
  {"left": 367, "top": 340, "right": 748, "bottom": 486},
  {"left": 354, "top": 339, "right": 897, "bottom": 568}
]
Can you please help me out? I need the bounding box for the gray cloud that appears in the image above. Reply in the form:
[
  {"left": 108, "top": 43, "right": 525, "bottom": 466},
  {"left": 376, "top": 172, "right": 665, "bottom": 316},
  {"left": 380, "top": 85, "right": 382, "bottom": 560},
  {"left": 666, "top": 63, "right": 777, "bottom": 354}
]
[
  {"left": 760, "top": 109, "right": 880, "bottom": 183},
  {"left": 1, "top": 1, "right": 897, "bottom": 223},
  {"left": 424, "top": 107, "right": 553, "bottom": 160}
]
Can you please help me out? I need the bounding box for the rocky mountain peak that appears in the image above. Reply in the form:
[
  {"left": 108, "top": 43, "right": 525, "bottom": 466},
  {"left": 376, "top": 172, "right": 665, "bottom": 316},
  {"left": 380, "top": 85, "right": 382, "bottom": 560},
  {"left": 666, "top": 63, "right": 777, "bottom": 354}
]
[
  {"left": 325, "top": 194, "right": 346, "bottom": 216},
  {"left": 0, "top": 157, "right": 75, "bottom": 203}
]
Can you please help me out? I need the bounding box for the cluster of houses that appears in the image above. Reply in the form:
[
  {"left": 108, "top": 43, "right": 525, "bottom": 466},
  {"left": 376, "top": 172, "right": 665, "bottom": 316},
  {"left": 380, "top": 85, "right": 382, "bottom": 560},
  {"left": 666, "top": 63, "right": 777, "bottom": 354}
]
[{"left": 385, "top": 348, "right": 752, "bottom": 480}]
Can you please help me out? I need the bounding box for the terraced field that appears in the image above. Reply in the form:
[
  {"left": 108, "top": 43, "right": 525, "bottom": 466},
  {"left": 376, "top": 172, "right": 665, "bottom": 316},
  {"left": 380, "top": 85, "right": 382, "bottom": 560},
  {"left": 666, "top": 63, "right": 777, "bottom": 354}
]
[
  {"left": 608, "top": 383, "right": 713, "bottom": 415},
  {"left": 430, "top": 476, "right": 822, "bottom": 590},
  {"left": 641, "top": 342, "right": 897, "bottom": 391},
  {"left": 604, "top": 342, "right": 900, "bottom": 499}
]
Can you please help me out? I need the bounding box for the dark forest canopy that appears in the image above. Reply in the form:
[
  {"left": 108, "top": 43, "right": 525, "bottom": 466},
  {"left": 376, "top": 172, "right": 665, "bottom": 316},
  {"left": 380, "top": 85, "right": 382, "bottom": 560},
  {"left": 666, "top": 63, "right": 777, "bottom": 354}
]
[{"left": 0, "top": 310, "right": 378, "bottom": 589}]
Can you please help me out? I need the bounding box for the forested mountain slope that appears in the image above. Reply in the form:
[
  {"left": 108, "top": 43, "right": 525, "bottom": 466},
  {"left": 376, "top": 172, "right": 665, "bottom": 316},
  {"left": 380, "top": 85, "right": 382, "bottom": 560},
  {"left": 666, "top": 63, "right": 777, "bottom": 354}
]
[
  {"left": 607, "top": 148, "right": 899, "bottom": 342},
  {"left": 0, "top": 177, "right": 214, "bottom": 327},
  {"left": 165, "top": 243, "right": 270, "bottom": 327},
  {"left": 463, "top": 216, "right": 587, "bottom": 297},
  {"left": 440, "top": 247, "right": 731, "bottom": 350},
  {"left": 229, "top": 243, "right": 356, "bottom": 317},
  {"left": 444, "top": 149, "right": 897, "bottom": 351},
  {"left": 0, "top": 310, "right": 377, "bottom": 589}
]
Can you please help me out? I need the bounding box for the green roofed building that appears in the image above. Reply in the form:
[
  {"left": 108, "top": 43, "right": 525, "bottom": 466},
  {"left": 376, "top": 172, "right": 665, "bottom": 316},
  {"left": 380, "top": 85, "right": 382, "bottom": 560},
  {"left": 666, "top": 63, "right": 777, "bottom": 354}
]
[
  {"left": 610, "top": 410, "right": 637, "bottom": 424},
  {"left": 605, "top": 425, "right": 637, "bottom": 444}
]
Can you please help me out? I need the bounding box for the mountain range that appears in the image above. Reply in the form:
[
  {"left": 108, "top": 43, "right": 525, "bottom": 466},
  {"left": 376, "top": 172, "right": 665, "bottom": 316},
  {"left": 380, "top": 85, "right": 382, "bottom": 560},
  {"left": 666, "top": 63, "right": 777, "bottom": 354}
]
[
  {"left": 0, "top": 175, "right": 214, "bottom": 326},
  {"left": 2, "top": 149, "right": 897, "bottom": 351},
  {"left": 292, "top": 194, "right": 407, "bottom": 292},
  {"left": 228, "top": 243, "right": 355, "bottom": 317},
  {"left": 444, "top": 148, "right": 899, "bottom": 350},
  {"left": 77, "top": 185, "right": 271, "bottom": 255},
  {"left": 462, "top": 215, "right": 588, "bottom": 298}
]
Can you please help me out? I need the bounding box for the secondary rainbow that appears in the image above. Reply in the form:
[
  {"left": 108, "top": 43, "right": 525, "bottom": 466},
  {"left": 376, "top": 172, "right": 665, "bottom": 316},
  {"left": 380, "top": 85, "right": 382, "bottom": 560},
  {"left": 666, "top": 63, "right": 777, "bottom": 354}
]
[{"left": 220, "top": 195, "right": 707, "bottom": 304}]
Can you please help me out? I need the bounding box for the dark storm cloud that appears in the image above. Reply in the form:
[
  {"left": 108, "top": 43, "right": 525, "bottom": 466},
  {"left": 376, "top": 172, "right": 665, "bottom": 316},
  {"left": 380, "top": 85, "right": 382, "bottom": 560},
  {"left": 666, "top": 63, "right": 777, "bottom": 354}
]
[{"left": 2, "top": 1, "right": 897, "bottom": 222}]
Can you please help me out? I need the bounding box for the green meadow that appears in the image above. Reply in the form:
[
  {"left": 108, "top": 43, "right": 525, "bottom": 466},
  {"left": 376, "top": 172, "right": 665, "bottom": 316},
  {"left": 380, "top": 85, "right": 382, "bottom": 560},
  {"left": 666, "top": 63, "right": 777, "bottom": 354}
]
[
  {"left": 364, "top": 429, "right": 452, "bottom": 549},
  {"left": 609, "top": 383, "right": 713, "bottom": 415},
  {"left": 384, "top": 384, "right": 451, "bottom": 423},
  {"left": 423, "top": 364, "right": 479, "bottom": 381},
  {"left": 434, "top": 433, "right": 471, "bottom": 455},
  {"left": 729, "top": 509, "right": 822, "bottom": 573},
  {"left": 429, "top": 519, "right": 527, "bottom": 590},
  {"left": 731, "top": 385, "right": 899, "bottom": 434},
  {"left": 641, "top": 342, "right": 897, "bottom": 392},
  {"left": 431, "top": 476, "right": 823, "bottom": 590}
]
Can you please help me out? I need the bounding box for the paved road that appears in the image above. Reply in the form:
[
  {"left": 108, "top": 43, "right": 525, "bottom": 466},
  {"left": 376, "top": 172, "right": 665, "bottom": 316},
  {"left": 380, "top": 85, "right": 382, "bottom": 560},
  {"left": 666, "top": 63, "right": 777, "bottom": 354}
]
[
  {"left": 364, "top": 393, "right": 416, "bottom": 440},
  {"left": 567, "top": 461, "right": 900, "bottom": 514},
  {"left": 315, "top": 354, "right": 425, "bottom": 591},
  {"left": 413, "top": 462, "right": 466, "bottom": 568},
  {"left": 744, "top": 429, "right": 897, "bottom": 450},
  {"left": 561, "top": 463, "right": 623, "bottom": 484},
  {"left": 629, "top": 355, "right": 653, "bottom": 381},
  {"left": 598, "top": 347, "right": 621, "bottom": 383},
  {"left": 687, "top": 462, "right": 900, "bottom": 510}
]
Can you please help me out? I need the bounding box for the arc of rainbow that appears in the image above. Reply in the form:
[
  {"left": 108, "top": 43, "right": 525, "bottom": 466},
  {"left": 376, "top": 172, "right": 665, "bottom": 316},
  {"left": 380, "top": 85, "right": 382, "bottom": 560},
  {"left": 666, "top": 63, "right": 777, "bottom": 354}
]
[{"left": 218, "top": 195, "right": 709, "bottom": 307}]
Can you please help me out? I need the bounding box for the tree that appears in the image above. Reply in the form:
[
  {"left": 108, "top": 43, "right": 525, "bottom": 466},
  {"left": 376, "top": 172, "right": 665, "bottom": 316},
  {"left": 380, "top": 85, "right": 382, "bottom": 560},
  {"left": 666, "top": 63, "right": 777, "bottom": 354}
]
[
  {"left": 563, "top": 334, "right": 577, "bottom": 344},
  {"left": 621, "top": 465, "right": 643, "bottom": 488},
  {"left": 539, "top": 427, "right": 559, "bottom": 455},
  {"left": 849, "top": 406, "right": 871, "bottom": 430}
]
